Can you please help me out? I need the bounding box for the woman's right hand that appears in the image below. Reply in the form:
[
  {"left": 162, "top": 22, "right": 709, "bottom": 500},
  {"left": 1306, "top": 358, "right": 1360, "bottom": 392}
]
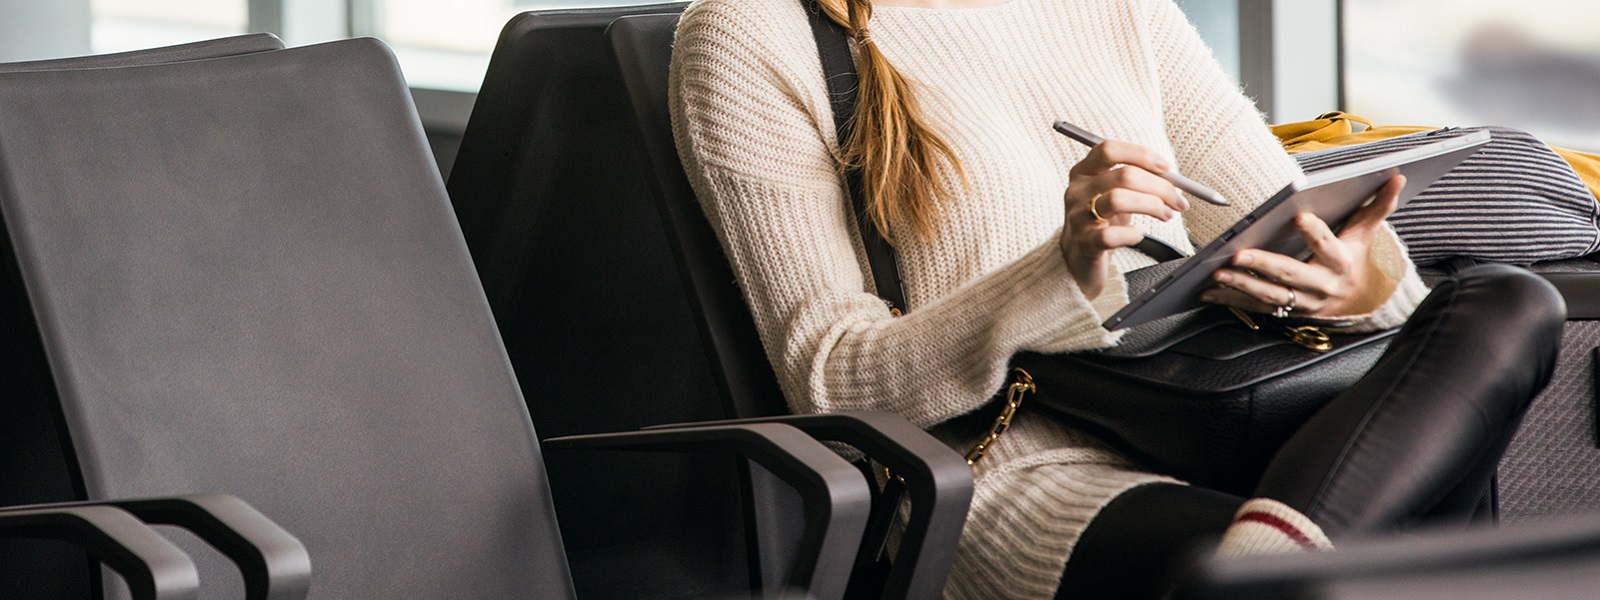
[{"left": 1060, "top": 140, "right": 1190, "bottom": 299}]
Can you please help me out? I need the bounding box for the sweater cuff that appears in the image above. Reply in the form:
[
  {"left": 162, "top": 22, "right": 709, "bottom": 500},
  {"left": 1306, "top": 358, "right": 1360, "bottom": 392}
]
[{"left": 1006, "top": 232, "right": 1125, "bottom": 354}]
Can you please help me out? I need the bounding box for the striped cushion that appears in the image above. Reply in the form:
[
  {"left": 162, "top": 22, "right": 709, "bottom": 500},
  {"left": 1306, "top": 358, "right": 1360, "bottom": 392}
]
[{"left": 1293, "top": 127, "right": 1600, "bottom": 266}]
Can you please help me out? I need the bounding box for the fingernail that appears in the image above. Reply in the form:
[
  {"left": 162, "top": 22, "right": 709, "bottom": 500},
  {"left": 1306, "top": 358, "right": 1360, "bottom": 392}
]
[
  {"left": 1235, "top": 253, "right": 1252, "bottom": 266},
  {"left": 1215, "top": 271, "right": 1232, "bottom": 283},
  {"left": 1201, "top": 292, "right": 1217, "bottom": 303},
  {"left": 1156, "top": 159, "right": 1173, "bottom": 172}
]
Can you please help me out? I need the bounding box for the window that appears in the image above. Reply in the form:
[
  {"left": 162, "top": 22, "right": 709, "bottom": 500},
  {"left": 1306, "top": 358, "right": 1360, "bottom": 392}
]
[
  {"left": 356, "top": 0, "right": 652, "bottom": 91},
  {"left": 1174, "top": 0, "right": 1241, "bottom": 83},
  {"left": 88, "top": 0, "right": 648, "bottom": 92},
  {"left": 1343, "top": 0, "right": 1600, "bottom": 151},
  {"left": 92, "top": 0, "right": 247, "bottom": 54}
]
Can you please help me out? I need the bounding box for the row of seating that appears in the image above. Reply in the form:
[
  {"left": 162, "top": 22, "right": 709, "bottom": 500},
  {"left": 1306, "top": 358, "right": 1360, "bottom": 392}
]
[
  {"left": 0, "top": 7, "right": 975, "bottom": 599},
  {"left": 2, "top": 4, "right": 1600, "bottom": 599}
]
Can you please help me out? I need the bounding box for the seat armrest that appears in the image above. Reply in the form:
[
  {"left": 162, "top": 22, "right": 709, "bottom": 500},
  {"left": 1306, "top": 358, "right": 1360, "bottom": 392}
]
[
  {"left": 544, "top": 423, "right": 872, "bottom": 600},
  {"left": 0, "top": 504, "right": 199, "bottom": 600},
  {"left": 1537, "top": 272, "right": 1600, "bottom": 319},
  {"left": 647, "top": 411, "right": 973, "bottom": 599},
  {"left": 3, "top": 494, "right": 309, "bottom": 600}
]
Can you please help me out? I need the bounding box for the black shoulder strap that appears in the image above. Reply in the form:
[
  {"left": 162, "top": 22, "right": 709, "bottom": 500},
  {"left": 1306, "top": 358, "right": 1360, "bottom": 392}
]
[{"left": 806, "top": 0, "right": 910, "bottom": 315}]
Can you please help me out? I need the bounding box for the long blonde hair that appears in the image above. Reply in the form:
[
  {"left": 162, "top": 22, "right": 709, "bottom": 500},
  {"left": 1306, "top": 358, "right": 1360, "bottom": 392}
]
[{"left": 816, "top": 0, "right": 965, "bottom": 243}]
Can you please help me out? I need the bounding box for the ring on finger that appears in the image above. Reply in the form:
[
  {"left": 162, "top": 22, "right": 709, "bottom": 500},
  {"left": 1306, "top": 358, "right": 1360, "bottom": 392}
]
[
  {"left": 1089, "top": 192, "right": 1108, "bottom": 224},
  {"left": 1272, "top": 288, "right": 1296, "bottom": 319}
]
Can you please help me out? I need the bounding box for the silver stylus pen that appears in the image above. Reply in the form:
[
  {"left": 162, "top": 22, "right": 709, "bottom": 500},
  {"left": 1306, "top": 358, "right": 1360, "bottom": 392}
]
[{"left": 1052, "top": 120, "right": 1230, "bottom": 206}]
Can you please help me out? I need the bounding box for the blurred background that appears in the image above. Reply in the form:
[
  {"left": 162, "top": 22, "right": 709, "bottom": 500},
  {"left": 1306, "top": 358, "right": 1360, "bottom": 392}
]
[
  {"left": 4, "top": 0, "right": 1597, "bottom": 165},
  {"left": 1344, "top": 0, "right": 1600, "bottom": 152}
]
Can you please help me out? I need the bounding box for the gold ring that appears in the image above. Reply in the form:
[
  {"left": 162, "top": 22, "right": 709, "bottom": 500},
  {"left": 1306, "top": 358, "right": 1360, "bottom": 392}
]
[{"left": 1089, "top": 192, "right": 1108, "bottom": 224}]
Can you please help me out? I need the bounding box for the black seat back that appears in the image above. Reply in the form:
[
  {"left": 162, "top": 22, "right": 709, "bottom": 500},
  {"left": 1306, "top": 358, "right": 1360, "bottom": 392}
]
[
  {"left": 608, "top": 13, "right": 819, "bottom": 597},
  {"left": 605, "top": 12, "right": 790, "bottom": 422},
  {"left": 448, "top": 3, "right": 727, "bottom": 433},
  {"left": 0, "top": 33, "right": 288, "bottom": 599},
  {"left": 448, "top": 6, "right": 769, "bottom": 597},
  {"left": 0, "top": 39, "right": 574, "bottom": 599}
]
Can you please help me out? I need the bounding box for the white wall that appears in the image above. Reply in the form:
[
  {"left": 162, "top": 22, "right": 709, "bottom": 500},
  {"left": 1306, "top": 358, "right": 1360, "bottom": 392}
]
[
  {"left": 0, "top": 0, "right": 91, "bottom": 62},
  {"left": 1237, "top": 0, "right": 1342, "bottom": 122}
]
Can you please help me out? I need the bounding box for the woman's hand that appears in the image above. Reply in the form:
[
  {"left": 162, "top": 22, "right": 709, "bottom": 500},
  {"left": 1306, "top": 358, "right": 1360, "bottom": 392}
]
[
  {"left": 1061, "top": 140, "right": 1189, "bottom": 299},
  {"left": 1202, "top": 175, "right": 1407, "bottom": 318}
]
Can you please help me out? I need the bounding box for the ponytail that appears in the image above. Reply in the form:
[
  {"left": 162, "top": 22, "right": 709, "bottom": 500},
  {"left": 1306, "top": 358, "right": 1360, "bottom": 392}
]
[{"left": 817, "top": 0, "right": 965, "bottom": 243}]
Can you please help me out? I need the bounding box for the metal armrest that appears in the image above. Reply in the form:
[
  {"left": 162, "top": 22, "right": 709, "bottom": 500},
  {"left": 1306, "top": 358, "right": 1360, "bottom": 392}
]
[
  {"left": 647, "top": 411, "right": 973, "bottom": 599},
  {"left": 544, "top": 423, "right": 872, "bottom": 600},
  {"left": 0, "top": 505, "right": 199, "bottom": 600},
  {"left": 2, "top": 494, "right": 309, "bottom": 600}
]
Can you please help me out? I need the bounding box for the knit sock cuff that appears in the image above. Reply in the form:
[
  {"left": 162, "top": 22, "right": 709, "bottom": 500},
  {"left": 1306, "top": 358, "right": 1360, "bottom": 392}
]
[{"left": 1214, "top": 498, "right": 1334, "bottom": 558}]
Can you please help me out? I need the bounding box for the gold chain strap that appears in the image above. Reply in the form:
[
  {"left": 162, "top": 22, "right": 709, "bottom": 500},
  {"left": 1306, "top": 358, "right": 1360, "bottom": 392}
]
[{"left": 965, "top": 368, "right": 1034, "bottom": 466}]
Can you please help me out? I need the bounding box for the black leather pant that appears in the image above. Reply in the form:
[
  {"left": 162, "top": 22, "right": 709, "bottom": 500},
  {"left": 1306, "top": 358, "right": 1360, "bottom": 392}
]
[{"left": 1056, "top": 264, "right": 1565, "bottom": 600}]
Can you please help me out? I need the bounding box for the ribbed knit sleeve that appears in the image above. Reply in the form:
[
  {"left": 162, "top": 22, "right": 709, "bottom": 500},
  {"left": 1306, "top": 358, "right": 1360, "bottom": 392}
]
[{"left": 670, "top": 0, "right": 1120, "bottom": 429}]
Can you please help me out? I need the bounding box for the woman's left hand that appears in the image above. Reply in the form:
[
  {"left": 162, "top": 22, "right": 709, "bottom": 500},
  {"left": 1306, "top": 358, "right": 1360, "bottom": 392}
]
[{"left": 1201, "top": 175, "right": 1406, "bottom": 318}]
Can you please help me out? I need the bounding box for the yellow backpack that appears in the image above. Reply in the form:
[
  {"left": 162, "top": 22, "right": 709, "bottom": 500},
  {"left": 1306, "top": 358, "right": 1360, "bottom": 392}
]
[{"left": 1271, "top": 112, "right": 1600, "bottom": 201}]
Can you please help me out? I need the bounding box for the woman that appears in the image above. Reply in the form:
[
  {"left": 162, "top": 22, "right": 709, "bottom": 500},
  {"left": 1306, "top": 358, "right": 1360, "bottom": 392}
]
[{"left": 668, "top": 0, "right": 1564, "bottom": 597}]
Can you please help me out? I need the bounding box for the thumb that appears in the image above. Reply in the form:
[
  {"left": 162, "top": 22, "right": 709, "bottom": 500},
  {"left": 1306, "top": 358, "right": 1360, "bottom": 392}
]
[{"left": 1341, "top": 175, "right": 1405, "bottom": 242}]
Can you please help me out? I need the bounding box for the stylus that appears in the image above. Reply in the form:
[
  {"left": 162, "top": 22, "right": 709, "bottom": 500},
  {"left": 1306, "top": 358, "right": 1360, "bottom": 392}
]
[{"left": 1052, "top": 120, "right": 1230, "bottom": 206}]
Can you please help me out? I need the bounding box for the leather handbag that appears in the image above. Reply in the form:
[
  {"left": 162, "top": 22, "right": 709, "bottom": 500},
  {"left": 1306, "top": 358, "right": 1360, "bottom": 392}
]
[
  {"left": 805, "top": 1, "right": 1398, "bottom": 494},
  {"left": 1008, "top": 263, "right": 1396, "bottom": 493}
]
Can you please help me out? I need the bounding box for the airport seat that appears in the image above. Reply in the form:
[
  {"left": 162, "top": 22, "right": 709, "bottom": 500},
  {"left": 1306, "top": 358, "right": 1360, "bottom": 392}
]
[
  {"left": 445, "top": 5, "right": 757, "bottom": 596},
  {"left": 451, "top": 6, "right": 972, "bottom": 598},
  {"left": 606, "top": 13, "right": 973, "bottom": 599},
  {"left": 0, "top": 37, "right": 875, "bottom": 599},
  {"left": 0, "top": 34, "right": 291, "bottom": 599}
]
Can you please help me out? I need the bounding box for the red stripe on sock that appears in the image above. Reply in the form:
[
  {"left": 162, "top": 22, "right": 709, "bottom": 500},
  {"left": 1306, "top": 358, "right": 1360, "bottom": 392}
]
[{"left": 1235, "top": 511, "right": 1319, "bottom": 550}]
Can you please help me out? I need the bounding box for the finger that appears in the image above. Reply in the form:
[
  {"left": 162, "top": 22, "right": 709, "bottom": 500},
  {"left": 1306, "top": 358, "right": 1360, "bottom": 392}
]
[
  {"left": 1292, "top": 213, "right": 1353, "bottom": 271},
  {"left": 1070, "top": 139, "right": 1176, "bottom": 179},
  {"left": 1341, "top": 175, "right": 1406, "bottom": 243},
  {"left": 1200, "top": 286, "right": 1281, "bottom": 314},
  {"left": 1232, "top": 247, "right": 1337, "bottom": 292},
  {"left": 1089, "top": 187, "right": 1180, "bottom": 224},
  {"left": 1100, "top": 227, "right": 1152, "bottom": 252},
  {"left": 1212, "top": 267, "right": 1298, "bottom": 308},
  {"left": 1092, "top": 166, "right": 1186, "bottom": 212},
  {"left": 1081, "top": 225, "right": 1147, "bottom": 253}
]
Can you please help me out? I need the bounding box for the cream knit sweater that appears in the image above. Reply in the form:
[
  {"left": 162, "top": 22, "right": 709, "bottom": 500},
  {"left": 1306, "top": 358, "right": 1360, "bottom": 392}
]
[{"left": 669, "top": 0, "right": 1429, "bottom": 597}]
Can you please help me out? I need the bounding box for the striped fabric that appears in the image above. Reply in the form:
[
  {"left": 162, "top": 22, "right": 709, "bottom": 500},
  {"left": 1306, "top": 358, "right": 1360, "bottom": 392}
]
[{"left": 1293, "top": 127, "right": 1600, "bottom": 265}]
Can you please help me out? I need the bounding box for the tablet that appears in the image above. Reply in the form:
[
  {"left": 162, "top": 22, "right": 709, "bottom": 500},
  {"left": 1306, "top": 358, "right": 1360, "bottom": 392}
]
[{"left": 1103, "top": 129, "right": 1491, "bottom": 330}]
